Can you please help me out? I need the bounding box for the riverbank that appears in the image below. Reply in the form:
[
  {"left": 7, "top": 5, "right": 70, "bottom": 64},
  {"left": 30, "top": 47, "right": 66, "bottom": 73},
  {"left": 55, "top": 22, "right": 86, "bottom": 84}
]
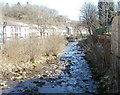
[
  {"left": 0, "top": 55, "right": 69, "bottom": 90},
  {"left": 1, "top": 42, "right": 97, "bottom": 94},
  {"left": 79, "top": 35, "right": 111, "bottom": 94},
  {"left": 0, "top": 36, "right": 68, "bottom": 90}
]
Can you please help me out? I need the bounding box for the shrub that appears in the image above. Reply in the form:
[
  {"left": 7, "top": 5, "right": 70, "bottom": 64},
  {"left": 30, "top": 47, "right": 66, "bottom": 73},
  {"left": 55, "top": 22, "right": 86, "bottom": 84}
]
[{"left": 2, "top": 35, "right": 67, "bottom": 63}]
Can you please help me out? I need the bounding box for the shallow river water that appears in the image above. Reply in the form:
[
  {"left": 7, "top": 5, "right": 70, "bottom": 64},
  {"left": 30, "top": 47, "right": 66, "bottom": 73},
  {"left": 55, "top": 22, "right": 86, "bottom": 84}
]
[{"left": 2, "top": 42, "right": 98, "bottom": 94}]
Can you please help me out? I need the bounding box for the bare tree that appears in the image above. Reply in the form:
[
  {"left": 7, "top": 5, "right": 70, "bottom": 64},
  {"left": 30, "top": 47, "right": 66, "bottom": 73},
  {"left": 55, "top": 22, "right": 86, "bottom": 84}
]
[
  {"left": 80, "top": 2, "right": 98, "bottom": 35},
  {"left": 2, "top": 3, "right": 70, "bottom": 29},
  {"left": 98, "top": 0, "right": 115, "bottom": 27}
]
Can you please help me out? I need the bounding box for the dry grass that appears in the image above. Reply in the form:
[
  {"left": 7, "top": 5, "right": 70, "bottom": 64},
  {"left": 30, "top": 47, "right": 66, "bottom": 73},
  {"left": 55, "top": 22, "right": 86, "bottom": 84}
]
[
  {"left": 1, "top": 35, "right": 67, "bottom": 64},
  {"left": 81, "top": 35, "right": 111, "bottom": 79}
]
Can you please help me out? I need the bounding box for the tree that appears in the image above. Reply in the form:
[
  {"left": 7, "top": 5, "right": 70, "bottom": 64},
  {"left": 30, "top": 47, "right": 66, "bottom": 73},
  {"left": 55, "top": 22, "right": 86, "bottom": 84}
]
[
  {"left": 98, "top": 0, "right": 115, "bottom": 26},
  {"left": 6, "top": 3, "right": 9, "bottom": 7},
  {"left": 2, "top": 3, "right": 69, "bottom": 28},
  {"left": 17, "top": 2, "right": 21, "bottom": 6},
  {"left": 26, "top": 2, "right": 29, "bottom": 5},
  {"left": 80, "top": 2, "right": 98, "bottom": 35}
]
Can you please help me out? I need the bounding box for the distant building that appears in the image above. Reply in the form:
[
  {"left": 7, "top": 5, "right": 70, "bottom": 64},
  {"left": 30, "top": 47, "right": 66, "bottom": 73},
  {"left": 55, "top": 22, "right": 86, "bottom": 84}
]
[
  {"left": 80, "top": 28, "right": 89, "bottom": 35},
  {"left": 118, "top": 1, "right": 120, "bottom": 12},
  {"left": 0, "top": 21, "right": 31, "bottom": 42},
  {"left": 0, "top": 20, "right": 75, "bottom": 43},
  {"left": 66, "top": 26, "right": 73, "bottom": 36}
]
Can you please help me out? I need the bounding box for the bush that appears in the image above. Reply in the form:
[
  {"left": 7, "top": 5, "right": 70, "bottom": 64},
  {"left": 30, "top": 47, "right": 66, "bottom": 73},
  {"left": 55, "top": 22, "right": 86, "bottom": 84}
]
[{"left": 2, "top": 35, "right": 67, "bottom": 63}]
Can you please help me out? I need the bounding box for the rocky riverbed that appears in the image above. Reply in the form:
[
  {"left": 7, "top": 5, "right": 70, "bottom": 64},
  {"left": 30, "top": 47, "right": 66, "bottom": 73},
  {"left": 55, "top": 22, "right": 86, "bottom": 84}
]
[{"left": 1, "top": 42, "right": 98, "bottom": 94}]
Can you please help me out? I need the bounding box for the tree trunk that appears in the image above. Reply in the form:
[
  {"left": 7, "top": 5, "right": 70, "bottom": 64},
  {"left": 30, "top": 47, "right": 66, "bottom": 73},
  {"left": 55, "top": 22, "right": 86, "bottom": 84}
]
[{"left": 88, "top": 27, "right": 92, "bottom": 35}]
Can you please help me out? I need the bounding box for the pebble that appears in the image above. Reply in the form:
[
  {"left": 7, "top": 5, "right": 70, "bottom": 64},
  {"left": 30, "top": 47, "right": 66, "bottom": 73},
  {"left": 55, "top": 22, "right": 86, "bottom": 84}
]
[{"left": 1, "top": 42, "right": 97, "bottom": 94}]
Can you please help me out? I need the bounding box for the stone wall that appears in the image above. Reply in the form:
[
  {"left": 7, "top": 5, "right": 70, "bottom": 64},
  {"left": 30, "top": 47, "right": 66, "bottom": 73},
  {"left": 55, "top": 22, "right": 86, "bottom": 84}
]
[
  {"left": 111, "top": 12, "right": 120, "bottom": 93},
  {"left": 111, "top": 12, "right": 120, "bottom": 57}
]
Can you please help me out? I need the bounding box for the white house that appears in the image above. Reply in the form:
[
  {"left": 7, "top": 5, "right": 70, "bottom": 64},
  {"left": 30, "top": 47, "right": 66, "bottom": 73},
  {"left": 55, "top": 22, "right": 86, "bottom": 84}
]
[
  {"left": 0, "top": 25, "right": 3, "bottom": 43},
  {"left": 66, "top": 26, "right": 74, "bottom": 36},
  {"left": 0, "top": 20, "right": 76, "bottom": 43},
  {"left": 75, "top": 27, "right": 89, "bottom": 36},
  {"left": 4, "top": 23, "right": 29, "bottom": 40},
  {"left": 0, "top": 21, "right": 31, "bottom": 42},
  {"left": 80, "top": 27, "right": 89, "bottom": 35}
]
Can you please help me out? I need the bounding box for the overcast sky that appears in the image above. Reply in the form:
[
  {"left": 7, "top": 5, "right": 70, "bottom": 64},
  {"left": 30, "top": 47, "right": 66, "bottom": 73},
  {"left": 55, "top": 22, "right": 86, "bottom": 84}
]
[{"left": 1, "top": 0, "right": 98, "bottom": 21}]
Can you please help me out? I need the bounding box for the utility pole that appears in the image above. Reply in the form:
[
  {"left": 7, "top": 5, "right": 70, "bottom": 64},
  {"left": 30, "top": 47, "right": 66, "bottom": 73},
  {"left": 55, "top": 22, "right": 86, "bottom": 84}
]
[
  {"left": 106, "top": 3, "right": 109, "bottom": 34},
  {"left": 3, "top": 22, "right": 7, "bottom": 44},
  {"left": 105, "top": 2, "right": 109, "bottom": 33}
]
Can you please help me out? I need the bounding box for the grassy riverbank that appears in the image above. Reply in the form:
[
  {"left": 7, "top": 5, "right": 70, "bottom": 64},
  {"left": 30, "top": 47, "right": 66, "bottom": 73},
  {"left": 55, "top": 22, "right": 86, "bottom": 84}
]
[
  {"left": 0, "top": 36, "right": 68, "bottom": 90},
  {"left": 79, "top": 35, "right": 111, "bottom": 94}
]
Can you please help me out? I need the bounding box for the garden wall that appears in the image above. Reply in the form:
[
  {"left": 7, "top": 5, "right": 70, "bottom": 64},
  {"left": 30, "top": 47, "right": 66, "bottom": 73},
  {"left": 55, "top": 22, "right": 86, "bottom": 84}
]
[{"left": 110, "top": 12, "right": 120, "bottom": 93}]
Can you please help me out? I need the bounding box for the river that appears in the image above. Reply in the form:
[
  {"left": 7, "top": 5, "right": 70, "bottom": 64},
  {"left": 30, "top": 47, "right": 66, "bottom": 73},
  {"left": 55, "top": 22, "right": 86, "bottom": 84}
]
[{"left": 1, "top": 42, "right": 98, "bottom": 94}]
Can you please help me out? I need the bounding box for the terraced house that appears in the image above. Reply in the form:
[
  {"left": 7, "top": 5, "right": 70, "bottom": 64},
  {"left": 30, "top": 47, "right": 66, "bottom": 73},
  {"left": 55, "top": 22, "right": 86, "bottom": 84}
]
[{"left": 0, "top": 21, "right": 73, "bottom": 43}]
